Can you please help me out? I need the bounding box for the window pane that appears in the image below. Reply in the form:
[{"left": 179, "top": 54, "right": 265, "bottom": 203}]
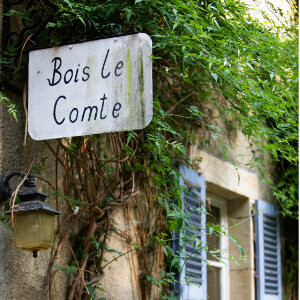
[
  {"left": 207, "top": 205, "right": 220, "bottom": 261},
  {"left": 207, "top": 266, "right": 221, "bottom": 300}
]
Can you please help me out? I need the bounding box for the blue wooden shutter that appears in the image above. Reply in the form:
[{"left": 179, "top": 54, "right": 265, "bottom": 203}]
[
  {"left": 255, "top": 199, "right": 282, "bottom": 300},
  {"left": 179, "top": 165, "right": 207, "bottom": 300}
]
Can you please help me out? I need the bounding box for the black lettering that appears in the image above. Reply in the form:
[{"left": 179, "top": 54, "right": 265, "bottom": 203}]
[
  {"left": 69, "top": 108, "right": 79, "bottom": 123},
  {"left": 101, "top": 49, "right": 110, "bottom": 79},
  {"left": 114, "top": 61, "right": 123, "bottom": 76},
  {"left": 81, "top": 106, "right": 98, "bottom": 121},
  {"left": 53, "top": 95, "right": 66, "bottom": 125},
  {"left": 82, "top": 66, "right": 90, "bottom": 81},
  {"left": 99, "top": 94, "right": 107, "bottom": 120},
  {"left": 64, "top": 69, "right": 73, "bottom": 84},
  {"left": 47, "top": 57, "right": 62, "bottom": 86},
  {"left": 112, "top": 102, "right": 122, "bottom": 118},
  {"left": 74, "top": 65, "right": 80, "bottom": 82}
]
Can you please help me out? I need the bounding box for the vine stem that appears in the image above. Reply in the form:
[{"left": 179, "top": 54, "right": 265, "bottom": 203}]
[
  {"left": 102, "top": 246, "right": 143, "bottom": 269},
  {"left": 68, "top": 216, "right": 97, "bottom": 300},
  {"left": 14, "top": 33, "right": 33, "bottom": 74},
  {"left": 23, "top": 83, "right": 28, "bottom": 172},
  {"left": 44, "top": 141, "right": 83, "bottom": 201},
  {"left": 49, "top": 207, "right": 89, "bottom": 298},
  {"left": 166, "top": 92, "right": 195, "bottom": 113},
  {"left": 126, "top": 205, "right": 142, "bottom": 300},
  {"left": 96, "top": 212, "right": 110, "bottom": 271},
  {"left": 130, "top": 242, "right": 142, "bottom": 300},
  {"left": 46, "top": 133, "right": 159, "bottom": 299},
  {"left": 9, "top": 170, "right": 30, "bottom": 227},
  {"left": 55, "top": 140, "right": 60, "bottom": 229}
]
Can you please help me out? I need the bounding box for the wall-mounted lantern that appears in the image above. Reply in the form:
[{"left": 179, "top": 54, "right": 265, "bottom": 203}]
[{"left": 0, "top": 172, "right": 60, "bottom": 258}]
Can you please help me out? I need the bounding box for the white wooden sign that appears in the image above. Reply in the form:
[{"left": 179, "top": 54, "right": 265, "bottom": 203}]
[{"left": 28, "top": 33, "right": 152, "bottom": 140}]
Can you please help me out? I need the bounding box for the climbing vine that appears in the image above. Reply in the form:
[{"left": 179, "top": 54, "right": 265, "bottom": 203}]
[{"left": 0, "top": 0, "right": 298, "bottom": 299}]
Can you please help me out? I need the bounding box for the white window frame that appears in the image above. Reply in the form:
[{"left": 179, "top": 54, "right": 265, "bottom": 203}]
[{"left": 206, "top": 193, "right": 230, "bottom": 300}]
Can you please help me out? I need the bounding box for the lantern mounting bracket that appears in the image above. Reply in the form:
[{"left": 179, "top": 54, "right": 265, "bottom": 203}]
[{"left": 0, "top": 172, "right": 45, "bottom": 203}]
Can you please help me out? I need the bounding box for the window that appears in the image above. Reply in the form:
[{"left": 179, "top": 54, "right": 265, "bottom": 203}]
[
  {"left": 177, "top": 166, "right": 230, "bottom": 300},
  {"left": 255, "top": 199, "right": 282, "bottom": 300},
  {"left": 206, "top": 193, "right": 229, "bottom": 300}
]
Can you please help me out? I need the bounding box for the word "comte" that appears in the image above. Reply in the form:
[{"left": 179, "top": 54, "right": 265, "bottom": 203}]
[{"left": 53, "top": 94, "right": 121, "bottom": 125}]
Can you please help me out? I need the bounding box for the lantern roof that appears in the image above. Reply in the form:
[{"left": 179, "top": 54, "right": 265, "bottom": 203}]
[
  {"left": 18, "top": 187, "right": 47, "bottom": 202},
  {"left": 5, "top": 200, "right": 61, "bottom": 215}
]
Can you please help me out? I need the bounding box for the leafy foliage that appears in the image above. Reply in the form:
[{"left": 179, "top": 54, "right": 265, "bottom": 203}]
[
  {"left": 2, "top": 0, "right": 298, "bottom": 216},
  {"left": 0, "top": 92, "right": 18, "bottom": 121},
  {"left": 33, "top": 0, "right": 297, "bottom": 213}
]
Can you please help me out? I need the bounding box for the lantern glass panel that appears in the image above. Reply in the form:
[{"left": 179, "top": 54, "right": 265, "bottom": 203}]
[{"left": 13, "top": 211, "right": 55, "bottom": 251}]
